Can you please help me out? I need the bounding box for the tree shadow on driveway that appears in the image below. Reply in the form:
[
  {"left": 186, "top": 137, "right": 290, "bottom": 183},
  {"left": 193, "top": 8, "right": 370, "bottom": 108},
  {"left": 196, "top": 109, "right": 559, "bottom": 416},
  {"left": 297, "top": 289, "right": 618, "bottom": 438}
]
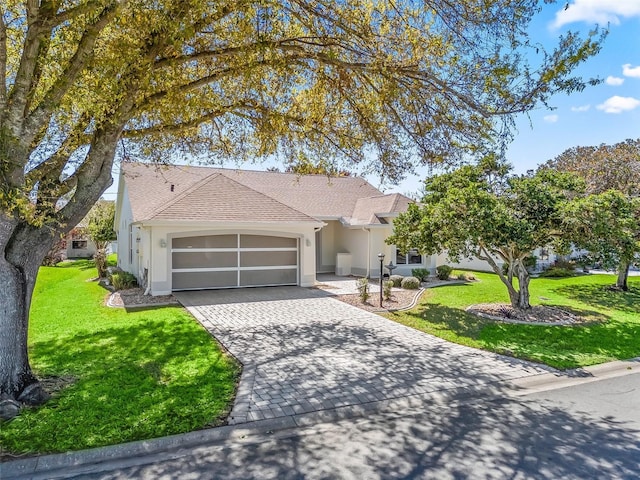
[{"left": 97, "top": 391, "right": 640, "bottom": 479}]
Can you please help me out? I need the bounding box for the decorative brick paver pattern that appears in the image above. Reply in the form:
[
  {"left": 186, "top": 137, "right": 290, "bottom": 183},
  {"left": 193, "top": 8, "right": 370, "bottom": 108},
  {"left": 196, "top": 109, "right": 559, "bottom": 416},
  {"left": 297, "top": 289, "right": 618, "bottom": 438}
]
[{"left": 176, "top": 287, "right": 552, "bottom": 424}]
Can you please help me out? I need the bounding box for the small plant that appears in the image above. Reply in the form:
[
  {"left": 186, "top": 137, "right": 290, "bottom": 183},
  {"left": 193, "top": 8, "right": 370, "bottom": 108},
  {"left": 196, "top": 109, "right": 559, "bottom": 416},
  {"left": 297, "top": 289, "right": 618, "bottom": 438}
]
[
  {"left": 383, "top": 280, "right": 394, "bottom": 300},
  {"left": 356, "top": 277, "right": 370, "bottom": 303},
  {"left": 456, "top": 271, "right": 477, "bottom": 281},
  {"left": 436, "top": 265, "right": 453, "bottom": 280},
  {"left": 390, "top": 275, "right": 404, "bottom": 288},
  {"left": 552, "top": 258, "right": 576, "bottom": 271},
  {"left": 110, "top": 271, "right": 138, "bottom": 290},
  {"left": 401, "top": 276, "right": 420, "bottom": 289},
  {"left": 411, "top": 268, "right": 430, "bottom": 281},
  {"left": 539, "top": 267, "right": 576, "bottom": 278}
]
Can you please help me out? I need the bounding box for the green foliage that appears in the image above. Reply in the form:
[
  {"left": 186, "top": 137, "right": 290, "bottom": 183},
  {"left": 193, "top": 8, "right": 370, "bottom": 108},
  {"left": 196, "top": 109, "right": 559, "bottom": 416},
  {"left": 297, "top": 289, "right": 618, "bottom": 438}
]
[
  {"left": 383, "top": 280, "right": 394, "bottom": 301},
  {"left": 436, "top": 265, "right": 453, "bottom": 280},
  {"left": 388, "top": 158, "right": 584, "bottom": 308},
  {"left": 457, "top": 272, "right": 477, "bottom": 281},
  {"left": 390, "top": 275, "right": 404, "bottom": 288},
  {"left": 562, "top": 190, "right": 640, "bottom": 288},
  {"left": 0, "top": 260, "right": 239, "bottom": 455},
  {"left": 87, "top": 202, "right": 117, "bottom": 245},
  {"left": 539, "top": 267, "right": 577, "bottom": 278},
  {"left": 356, "top": 277, "right": 370, "bottom": 303},
  {"left": 411, "top": 268, "right": 430, "bottom": 281},
  {"left": 109, "top": 272, "right": 138, "bottom": 290},
  {"left": 543, "top": 139, "right": 640, "bottom": 196},
  {"left": 385, "top": 271, "right": 640, "bottom": 369},
  {"left": 401, "top": 276, "right": 420, "bottom": 289}
]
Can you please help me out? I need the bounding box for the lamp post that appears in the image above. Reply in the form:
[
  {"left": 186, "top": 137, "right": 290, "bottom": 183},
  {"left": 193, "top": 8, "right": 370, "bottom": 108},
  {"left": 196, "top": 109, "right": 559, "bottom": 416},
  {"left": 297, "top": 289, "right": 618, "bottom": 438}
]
[{"left": 377, "top": 253, "right": 385, "bottom": 307}]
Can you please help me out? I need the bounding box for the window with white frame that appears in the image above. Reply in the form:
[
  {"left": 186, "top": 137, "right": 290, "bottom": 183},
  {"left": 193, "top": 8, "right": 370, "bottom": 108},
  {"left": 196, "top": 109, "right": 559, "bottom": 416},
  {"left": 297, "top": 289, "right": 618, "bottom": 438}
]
[{"left": 396, "top": 248, "right": 422, "bottom": 265}]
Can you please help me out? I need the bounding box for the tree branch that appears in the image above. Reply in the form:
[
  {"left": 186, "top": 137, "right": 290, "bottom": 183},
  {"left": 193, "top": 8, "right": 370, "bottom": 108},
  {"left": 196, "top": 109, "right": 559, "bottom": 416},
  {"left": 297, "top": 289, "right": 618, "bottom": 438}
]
[
  {"left": 24, "top": 2, "right": 120, "bottom": 143},
  {"left": 0, "top": 7, "right": 7, "bottom": 109}
]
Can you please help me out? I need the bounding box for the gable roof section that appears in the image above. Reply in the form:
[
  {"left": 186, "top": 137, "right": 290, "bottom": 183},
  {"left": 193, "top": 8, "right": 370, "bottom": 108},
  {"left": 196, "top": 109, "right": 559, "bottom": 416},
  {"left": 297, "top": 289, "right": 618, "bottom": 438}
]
[
  {"left": 149, "top": 173, "right": 319, "bottom": 223},
  {"left": 349, "top": 193, "right": 414, "bottom": 225},
  {"left": 217, "top": 169, "right": 382, "bottom": 218},
  {"left": 121, "top": 162, "right": 406, "bottom": 225}
]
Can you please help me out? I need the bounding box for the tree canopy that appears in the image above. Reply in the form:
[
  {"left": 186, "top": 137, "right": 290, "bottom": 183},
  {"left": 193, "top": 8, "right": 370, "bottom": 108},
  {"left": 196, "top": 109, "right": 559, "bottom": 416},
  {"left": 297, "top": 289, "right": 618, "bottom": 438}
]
[
  {"left": 0, "top": 0, "right": 606, "bottom": 408},
  {"left": 86, "top": 200, "right": 116, "bottom": 278},
  {"left": 562, "top": 191, "right": 640, "bottom": 291},
  {"left": 387, "top": 158, "right": 583, "bottom": 309},
  {"left": 542, "top": 139, "right": 640, "bottom": 195}
]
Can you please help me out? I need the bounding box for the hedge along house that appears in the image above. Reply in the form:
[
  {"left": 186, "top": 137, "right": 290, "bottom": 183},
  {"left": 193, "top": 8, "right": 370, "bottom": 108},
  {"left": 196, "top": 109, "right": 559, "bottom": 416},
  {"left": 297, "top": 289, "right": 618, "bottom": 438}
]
[{"left": 115, "top": 163, "right": 433, "bottom": 295}]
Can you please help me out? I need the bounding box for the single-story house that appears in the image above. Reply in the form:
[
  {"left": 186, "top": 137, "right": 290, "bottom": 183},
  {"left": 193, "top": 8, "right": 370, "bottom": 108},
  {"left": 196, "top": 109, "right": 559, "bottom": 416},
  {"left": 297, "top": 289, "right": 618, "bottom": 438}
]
[{"left": 115, "top": 162, "right": 436, "bottom": 295}]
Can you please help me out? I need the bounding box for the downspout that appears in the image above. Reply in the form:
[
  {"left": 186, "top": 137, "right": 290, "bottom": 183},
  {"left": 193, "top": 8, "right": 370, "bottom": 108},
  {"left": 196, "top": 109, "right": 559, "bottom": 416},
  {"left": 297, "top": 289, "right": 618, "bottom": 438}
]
[
  {"left": 143, "top": 227, "right": 152, "bottom": 296},
  {"left": 362, "top": 227, "right": 371, "bottom": 278}
]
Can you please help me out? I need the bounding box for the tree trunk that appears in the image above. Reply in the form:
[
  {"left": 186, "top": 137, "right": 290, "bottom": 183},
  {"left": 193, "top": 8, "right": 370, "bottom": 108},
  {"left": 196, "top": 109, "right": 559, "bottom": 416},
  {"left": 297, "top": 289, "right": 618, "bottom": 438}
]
[
  {"left": 616, "top": 262, "right": 629, "bottom": 291},
  {"left": 515, "top": 266, "right": 531, "bottom": 310},
  {"left": 0, "top": 218, "right": 54, "bottom": 418}
]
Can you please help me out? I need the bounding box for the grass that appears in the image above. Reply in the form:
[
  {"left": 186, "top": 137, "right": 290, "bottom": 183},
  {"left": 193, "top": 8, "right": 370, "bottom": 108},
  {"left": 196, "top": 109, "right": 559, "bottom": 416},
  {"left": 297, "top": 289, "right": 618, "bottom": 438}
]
[
  {"left": 386, "top": 271, "right": 640, "bottom": 369},
  {"left": 0, "top": 259, "right": 240, "bottom": 456}
]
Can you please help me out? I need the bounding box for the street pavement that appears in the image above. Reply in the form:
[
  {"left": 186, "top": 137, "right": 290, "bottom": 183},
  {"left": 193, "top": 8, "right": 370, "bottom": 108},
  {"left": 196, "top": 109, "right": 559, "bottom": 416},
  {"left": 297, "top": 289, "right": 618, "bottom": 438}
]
[{"left": 3, "top": 360, "right": 638, "bottom": 480}]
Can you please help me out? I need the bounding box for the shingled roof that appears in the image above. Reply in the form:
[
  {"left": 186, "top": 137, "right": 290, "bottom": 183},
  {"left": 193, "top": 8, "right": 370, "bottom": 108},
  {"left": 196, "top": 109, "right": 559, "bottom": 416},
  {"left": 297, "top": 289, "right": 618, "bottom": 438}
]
[{"left": 121, "top": 162, "right": 412, "bottom": 225}]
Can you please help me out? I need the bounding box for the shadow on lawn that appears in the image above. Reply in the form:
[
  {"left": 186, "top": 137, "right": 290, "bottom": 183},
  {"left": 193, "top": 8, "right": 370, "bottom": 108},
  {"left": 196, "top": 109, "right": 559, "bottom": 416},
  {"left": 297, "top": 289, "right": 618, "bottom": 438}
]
[
  {"left": 553, "top": 283, "right": 640, "bottom": 315},
  {"left": 15, "top": 319, "right": 239, "bottom": 453},
  {"left": 397, "top": 302, "right": 488, "bottom": 339}
]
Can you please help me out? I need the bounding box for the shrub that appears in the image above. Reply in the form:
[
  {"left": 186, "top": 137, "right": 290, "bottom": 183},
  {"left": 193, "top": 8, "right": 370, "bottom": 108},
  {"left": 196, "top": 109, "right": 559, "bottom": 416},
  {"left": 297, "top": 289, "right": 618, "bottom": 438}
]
[
  {"left": 436, "top": 265, "right": 453, "bottom": 280},
  {"left": 539, "top": 267, "right": 576, "bottom": 278},
  {"left": 110, "top": 271, "right": 138, "bottom": 290},
  {"left": 390, "top": 275, "right": 404, "bottom": 288},
  {"left": 411, "top": 268, "right": 430, "bottom": 281},
  {"left": 457, "top": 272, "right": 477, "bottom": 281},
  {"left": 383, "top": 280, "right": 394, "bottom": 300},
  {"left": 356, "top": 277, "right": 370, "bottom": 303},
  {"left": 552, "top": 258, "right": 576, "bottom": 271},
  {"left": 401, "top": 276, "right": 420, "bottom": 289}
]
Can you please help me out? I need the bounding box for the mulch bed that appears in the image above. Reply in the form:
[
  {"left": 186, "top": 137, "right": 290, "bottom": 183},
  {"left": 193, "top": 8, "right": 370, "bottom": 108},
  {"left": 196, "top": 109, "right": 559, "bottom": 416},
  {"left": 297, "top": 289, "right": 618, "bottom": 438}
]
[
  {"left": 334, "top": 289, "right": 422, "bottom": 312},
  {"left": 107, "top": 288, "right": 179, "bottom": 308},
  {"left": 466, "top": 303, "right": 588, "bottom": 325}
]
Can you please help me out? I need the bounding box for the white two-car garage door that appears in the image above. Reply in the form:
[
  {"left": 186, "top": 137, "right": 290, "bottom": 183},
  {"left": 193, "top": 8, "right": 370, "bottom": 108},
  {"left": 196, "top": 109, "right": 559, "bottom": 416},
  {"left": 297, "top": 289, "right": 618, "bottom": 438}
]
[{"left": 171, "top": 234, "right": 299, "bottom": 290}]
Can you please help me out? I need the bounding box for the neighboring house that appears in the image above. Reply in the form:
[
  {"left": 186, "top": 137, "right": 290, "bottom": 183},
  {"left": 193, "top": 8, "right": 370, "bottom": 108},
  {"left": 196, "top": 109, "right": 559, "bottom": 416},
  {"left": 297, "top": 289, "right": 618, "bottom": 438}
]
[
  {"left": 115, "top": 162, "right": 433, "bottom": 295},
  {"left": 63, "top": 224, "right": 97, "bottom": 259}
]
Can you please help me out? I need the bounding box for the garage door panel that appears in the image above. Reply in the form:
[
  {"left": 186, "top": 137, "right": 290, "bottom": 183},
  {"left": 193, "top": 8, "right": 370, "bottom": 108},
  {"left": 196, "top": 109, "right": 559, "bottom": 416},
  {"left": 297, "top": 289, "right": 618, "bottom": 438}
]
[
  {"left": 172, "top": 234, "right": 298, "bottom": 291},
  {"left": 173, "top": 271, "right": 237, "bottom": 290},
  {"left": 240, "top": 235, "right": 297, "bottom": 249},
  {"left": 240, "top": 250, "right": 297, "bottom": 267},
  {"left": 173, "top": 235, "right": 236, "bottom": 249},
  {"left": 240, "top": 268, "right": 297, "bottom": 287},
  {"left": 173, "top": 251, "right": 237, "bottom": 269}
]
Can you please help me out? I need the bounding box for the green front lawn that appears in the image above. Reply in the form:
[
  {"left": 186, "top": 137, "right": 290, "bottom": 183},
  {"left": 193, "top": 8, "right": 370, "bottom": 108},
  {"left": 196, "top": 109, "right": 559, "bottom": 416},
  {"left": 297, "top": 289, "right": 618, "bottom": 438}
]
[
  {"left": 0, "top": 260, "right": 240, "bottom": 456},
  {"left": 386, "top": 272, "right": 640, "bottom": 369}
]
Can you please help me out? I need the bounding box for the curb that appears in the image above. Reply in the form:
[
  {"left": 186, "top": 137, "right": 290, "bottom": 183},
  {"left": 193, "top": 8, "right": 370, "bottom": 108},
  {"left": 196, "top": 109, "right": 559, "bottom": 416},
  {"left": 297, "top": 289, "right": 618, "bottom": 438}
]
[
  {"left": 508, "top": 357, "right": 640, "bottom": 396},
  {"left": 1, "top": 384, "right": 495, "bottom": 480},
  {"left": 3, "top": 358, "right": 638, "bottom": 479}
]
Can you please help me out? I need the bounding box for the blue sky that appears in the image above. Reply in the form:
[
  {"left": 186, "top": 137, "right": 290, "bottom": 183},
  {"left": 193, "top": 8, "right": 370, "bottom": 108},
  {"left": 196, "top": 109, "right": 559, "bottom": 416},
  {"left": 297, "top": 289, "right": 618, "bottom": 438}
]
[
  {"left": 386, "top": 0, "right": 640, "bottom": 195},
  {"left": 103, "top": 1, "right": 640, "bottom": 200}
]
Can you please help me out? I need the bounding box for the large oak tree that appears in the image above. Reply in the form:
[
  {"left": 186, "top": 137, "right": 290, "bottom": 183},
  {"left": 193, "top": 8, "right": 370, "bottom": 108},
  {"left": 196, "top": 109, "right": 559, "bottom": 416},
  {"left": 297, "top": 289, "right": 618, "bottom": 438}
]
[{"left": 0, "top": 0, "right": 604, "bottom": 409}]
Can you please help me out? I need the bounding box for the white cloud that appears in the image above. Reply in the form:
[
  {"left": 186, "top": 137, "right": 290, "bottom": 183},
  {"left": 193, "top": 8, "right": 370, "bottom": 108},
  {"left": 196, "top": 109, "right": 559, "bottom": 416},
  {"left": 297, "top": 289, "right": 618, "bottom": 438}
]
[
  {"left": 622, "top": 64, "right": 640, "bottom": 78},
  {"left": 596, "top": 96, "right": 640, "bottom": 114},
  {"left": 552, "top": 0, "right": 640, "bottom": 29},
  {"left": 543, "top": 114, "right": 559, "bottom": 123},
  {"left": 605, "top": 76, "right": 624, "bottom": 86},
  {"left": 571, "top": 104, "right": 591, "bottom": 112}
]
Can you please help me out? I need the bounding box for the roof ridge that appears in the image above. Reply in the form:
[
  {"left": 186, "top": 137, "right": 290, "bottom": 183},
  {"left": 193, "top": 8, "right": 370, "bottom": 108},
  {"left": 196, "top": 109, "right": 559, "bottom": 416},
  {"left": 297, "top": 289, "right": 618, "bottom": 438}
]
[
  {"left": 148, "top": 172, "right": 220, "bottom": 219},
  {"left": 218, "top": 172, "right": 319, "bottom": 221}
]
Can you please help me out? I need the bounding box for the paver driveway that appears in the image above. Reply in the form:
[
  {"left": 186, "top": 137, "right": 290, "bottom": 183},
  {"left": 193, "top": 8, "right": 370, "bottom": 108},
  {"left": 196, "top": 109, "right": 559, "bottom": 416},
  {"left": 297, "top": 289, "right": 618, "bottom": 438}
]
[{"left": 176, "top": 287, "right": 552, "bottom": 424}]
